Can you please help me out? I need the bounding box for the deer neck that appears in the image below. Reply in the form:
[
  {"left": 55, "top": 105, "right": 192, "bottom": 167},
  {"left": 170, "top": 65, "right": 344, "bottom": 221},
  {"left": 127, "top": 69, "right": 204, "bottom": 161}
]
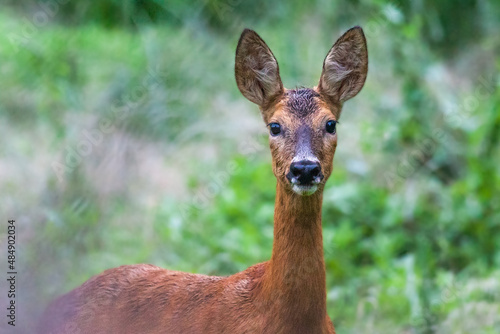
[{"left": 259, "top": 181, "right": 327, "bottom": 328}]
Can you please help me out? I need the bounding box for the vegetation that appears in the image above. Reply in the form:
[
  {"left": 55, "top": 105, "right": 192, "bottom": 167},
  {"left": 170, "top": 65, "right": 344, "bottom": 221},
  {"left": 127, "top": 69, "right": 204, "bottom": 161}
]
[{"left": 1, "top": 0, "right": 499, "bottom": 332}]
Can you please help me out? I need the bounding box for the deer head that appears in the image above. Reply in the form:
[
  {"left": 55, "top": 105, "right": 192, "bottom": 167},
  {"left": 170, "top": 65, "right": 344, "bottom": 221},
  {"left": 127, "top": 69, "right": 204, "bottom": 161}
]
[{"left": 235, "top": 27, "right": 368, "bottom": 196}]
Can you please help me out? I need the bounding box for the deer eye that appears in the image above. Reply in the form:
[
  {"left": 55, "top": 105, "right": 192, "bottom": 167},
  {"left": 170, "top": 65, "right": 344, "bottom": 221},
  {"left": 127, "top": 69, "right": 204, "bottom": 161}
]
[
  {"left": 325, "top": 120, "right": 336, "bottom": 134},
  {"left": 269, "top": 123, "right": 281, "bottom": 136}
]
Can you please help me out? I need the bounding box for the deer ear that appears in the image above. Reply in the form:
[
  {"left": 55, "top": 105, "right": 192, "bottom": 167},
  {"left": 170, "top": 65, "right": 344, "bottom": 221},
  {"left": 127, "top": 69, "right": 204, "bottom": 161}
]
[
  {"left": 235, "top": 29, "right": 284, "bottom": 107},
  {"left": 318, "top": 26, "right": 368, "bottom": 104}
]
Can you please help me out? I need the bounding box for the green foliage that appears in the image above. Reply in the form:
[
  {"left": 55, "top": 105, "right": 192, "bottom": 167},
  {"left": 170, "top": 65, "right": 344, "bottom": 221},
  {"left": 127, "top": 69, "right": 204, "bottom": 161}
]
[{"left": 1, "top": 1, "right": 499, "bottom": 332}]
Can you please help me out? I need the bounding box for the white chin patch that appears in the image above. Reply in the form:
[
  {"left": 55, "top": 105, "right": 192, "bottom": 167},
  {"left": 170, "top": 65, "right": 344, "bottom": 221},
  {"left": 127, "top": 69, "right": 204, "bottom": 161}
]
[{"left": 292, "top": 184, "right": 318, "bottom": 196}]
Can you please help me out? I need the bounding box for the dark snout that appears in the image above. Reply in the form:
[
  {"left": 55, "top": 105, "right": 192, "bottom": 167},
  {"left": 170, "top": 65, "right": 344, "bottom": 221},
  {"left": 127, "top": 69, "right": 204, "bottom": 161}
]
[{"left": 286, "top": 160, "right": 324, "bottom": 185}]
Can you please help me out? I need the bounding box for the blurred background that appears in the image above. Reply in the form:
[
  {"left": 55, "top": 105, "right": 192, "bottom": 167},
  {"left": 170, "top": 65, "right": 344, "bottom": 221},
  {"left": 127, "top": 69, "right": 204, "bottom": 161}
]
[{"left": 0, "top": 0, "right": 499, "bottom": 333}]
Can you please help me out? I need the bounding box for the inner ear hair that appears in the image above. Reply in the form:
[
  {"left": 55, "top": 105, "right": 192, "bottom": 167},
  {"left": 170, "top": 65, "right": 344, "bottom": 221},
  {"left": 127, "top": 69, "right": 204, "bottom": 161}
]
[
  {"left": 318, "top": 26, "right": 368, "bottom": 105},
  {"left": 235, "top": 29, "right": 284, "bottom": 108}
]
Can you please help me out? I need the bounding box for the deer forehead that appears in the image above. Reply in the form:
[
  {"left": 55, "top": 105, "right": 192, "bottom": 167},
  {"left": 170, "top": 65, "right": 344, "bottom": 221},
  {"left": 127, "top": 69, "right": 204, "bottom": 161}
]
[
  {"left": 285, "top": 88, "right": 321, "bottom": 117},
  {"left": 269, "top": 88, "right": 338, "bottom": 129}
]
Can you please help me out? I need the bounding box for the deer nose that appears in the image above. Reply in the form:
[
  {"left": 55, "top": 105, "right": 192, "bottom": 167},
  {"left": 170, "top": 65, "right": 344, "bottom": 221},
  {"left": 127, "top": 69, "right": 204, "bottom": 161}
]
[{"left": 288, "top": 160, "right": 323, "bottom": 185}]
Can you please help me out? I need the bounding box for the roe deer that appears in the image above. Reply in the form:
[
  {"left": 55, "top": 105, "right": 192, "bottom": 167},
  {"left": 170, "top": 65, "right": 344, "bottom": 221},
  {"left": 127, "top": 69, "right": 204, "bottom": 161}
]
[{"left": 39, "top": 26, "right": 368, "bottom": 334}]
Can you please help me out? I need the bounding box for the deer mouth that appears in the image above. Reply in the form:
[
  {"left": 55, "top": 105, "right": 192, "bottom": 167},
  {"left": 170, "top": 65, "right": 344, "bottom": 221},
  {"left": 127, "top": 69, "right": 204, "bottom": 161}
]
[{"left": 291, "top": 183, "right": 319, "bottom": 196}]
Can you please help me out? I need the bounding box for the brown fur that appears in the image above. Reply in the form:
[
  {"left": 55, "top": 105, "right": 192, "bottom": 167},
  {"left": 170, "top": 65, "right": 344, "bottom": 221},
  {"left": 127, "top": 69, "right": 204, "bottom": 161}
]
[{"left": 38, "top": 27, "right": 368, "bottom": 334}]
